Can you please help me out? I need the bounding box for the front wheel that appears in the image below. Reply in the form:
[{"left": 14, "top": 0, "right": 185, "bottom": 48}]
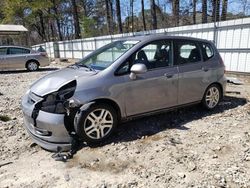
[
  {"left": 202, "top": 84, "right": 222, "bottom": 110},
  {"left": 74, "top": 104, "right": 117, "bottom": 143}
]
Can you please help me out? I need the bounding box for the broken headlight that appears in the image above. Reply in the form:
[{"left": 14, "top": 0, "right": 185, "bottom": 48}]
[{"left": 41, "top": 80, "right": 77, "bottom": 114}]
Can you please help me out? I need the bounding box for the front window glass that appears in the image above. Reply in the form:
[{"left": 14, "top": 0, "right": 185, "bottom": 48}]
[
  {"left": 0, "top": 48, "right": 7, "bottom": 55},
  {"left": 133, "top": 40, "right": 172, "bottom": 70},
  {"left": 116, "top": 40, "right": 172, "bottom": 75},
  {"left": 77, "top": 40, "right": 139, "bottom": 70}
]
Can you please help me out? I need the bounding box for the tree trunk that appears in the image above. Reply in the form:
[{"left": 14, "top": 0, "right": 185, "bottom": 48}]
[
  {"left": 109, "top": 0, "right": 114, "bottom": 33},
  {"left": 126, "top": 6, "right": 130, "bottom": 32},
  {"left": 216, "top": 0, "right": 220, "bottom": 21},
  {"left": 221, "top": 0, "right": 228, "bottom": 21},
  {"left": 151, "top": 0, "right": 157, "bottom": 29},
  {"left": 71, "top": 0, "right": 81, "bottom": 39},
  {"left": 193, "top": 0, "right": 196, "bottom": 24},
  {"left": 116, "top": 0, "right": 123, "bottom": 33},
  {"left": 38, "top": 11, "right": 47, "bottom": 42},
  {"left": 52, "top": 0, "right": 63, "bottom": 41},
  {"left": 130, "top": 0, "right": 134, "bottom": 32},
  {"left": 141, "top": 0, "right": 146, "bottom": 31},
  {"left": 105, "top": 0, "right": 113, "bottom": 34},
  {"left": 172, "top": 0, "right": 179, "bottom": 26},
  {"left": 212, "top": 0, "right": 220, "bottom": 22},
  {"left": 202, "top": 0, "right": 207, "bottom": 23},
  {"left": 81, "top": 0, "right": 88, "bottom": 17}
]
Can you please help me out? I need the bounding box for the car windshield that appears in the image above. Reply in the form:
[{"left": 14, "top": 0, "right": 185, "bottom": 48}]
[{"left": 76, "top": 40, "right": 139, "bottom": 70}]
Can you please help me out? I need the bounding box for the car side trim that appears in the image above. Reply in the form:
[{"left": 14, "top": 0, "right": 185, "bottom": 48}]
[{"left": 122, "top": 100, "right": 201, "bottom": 122}]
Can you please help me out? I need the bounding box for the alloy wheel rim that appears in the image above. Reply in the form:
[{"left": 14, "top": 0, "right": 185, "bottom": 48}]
[
  {"left": 28, "top": 62, "right": 38, "bottom": 70},
  {"left": 84, "top": 109, "right": 113, "bottom": 139},
  {"left": 205, "top": 87, "right": 220, "bottom": 108}
]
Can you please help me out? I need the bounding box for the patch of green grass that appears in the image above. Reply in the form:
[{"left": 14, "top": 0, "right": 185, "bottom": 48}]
[{"left": 0, "top": 115, "right": 11, "bottom": 122}]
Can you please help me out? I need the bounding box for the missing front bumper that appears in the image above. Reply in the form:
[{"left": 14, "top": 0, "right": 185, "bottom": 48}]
[{"left": 22, "top": 95, "right": 72, "bottom": 151}]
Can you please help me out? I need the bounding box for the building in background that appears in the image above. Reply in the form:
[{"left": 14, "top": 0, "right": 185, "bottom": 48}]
[{"left": 0, "top": 25, "right": 28, "bottom": 46}]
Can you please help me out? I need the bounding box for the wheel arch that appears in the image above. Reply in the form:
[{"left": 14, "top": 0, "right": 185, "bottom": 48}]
[
  {"left": 206, "top": 82, "right": 223, "bottom": 96},
  {"left": 91, "top": 98, "right": 122, "bottom": 121}
]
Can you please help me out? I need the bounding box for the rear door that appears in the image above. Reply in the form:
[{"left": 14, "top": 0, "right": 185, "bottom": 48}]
[
  {"left": 5, "top": 47, "right": 30, "bottom": 69},
  {"left": 0, "top": 47, "right": 8, "bottom": 69},
  {"left": 174, "top": 40, "right": 207, "bottom": 105}
]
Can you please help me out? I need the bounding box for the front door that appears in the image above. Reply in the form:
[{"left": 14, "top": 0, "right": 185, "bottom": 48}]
[
  {"left": 0, "top": 47, "right": 8, "bottom": 69},
  {"left": 5, "top": 47, "right": 30, "bottom": 69},
  {"left": 118, "top": 40, "right": 179, "bottom": 117}
]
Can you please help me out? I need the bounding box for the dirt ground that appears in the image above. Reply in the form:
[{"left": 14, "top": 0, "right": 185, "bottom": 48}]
[{"left": 0, "top": 62, "right": 250, "bottom": 188}]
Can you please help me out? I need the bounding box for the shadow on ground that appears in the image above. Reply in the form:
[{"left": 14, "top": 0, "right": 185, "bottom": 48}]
[
  {"left": 90, "top": 95, "right": 247, "bottom": 148},
  {"left": 0, "top": 68, "right": 58, "bottom": 74}
]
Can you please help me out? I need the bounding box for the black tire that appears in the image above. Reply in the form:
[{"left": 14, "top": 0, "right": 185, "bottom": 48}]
[
  {"left": 26, "top": 61, "right": 39, "bottom": 71},
  {"left": 202, "top": 84, "right": 222, "bottom": 110},
  {"left": 74, "top": 104, "right": 118, "bottom": 144}
]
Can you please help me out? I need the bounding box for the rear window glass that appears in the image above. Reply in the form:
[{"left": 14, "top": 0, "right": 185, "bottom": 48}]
[
  {"left": 8, "top": 48, "right": 30, "bottom": 55},
  {"left": 201, "top": 43, "right": 214, "bottom": 61},
  {"left": 176, "top": 41, "right": 201, "bottom": 64}
]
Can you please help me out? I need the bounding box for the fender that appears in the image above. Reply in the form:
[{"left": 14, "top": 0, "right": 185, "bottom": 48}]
[
  {"left": 73, "top": 101, "right": 96, "bottom": 131},
  {"left": 53, "top": 101, "right": 96, "bottom": 162},
  {"left": 79, "top": 101, "right": 96, "bottom": 111}
]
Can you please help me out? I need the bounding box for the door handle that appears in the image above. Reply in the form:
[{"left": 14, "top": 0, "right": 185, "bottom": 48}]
[
  {"left": 202, "top": 67, "right": 209, "bottom": 72},
  {"left": 164, "top": 73, "right": 173, "bottom": 78}
]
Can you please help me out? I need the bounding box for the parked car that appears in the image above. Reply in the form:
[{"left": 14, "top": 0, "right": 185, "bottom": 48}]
[
  {"left": 0, "top": 46, "right": 49, "bottom": 71},
  {"left": 21, "top": 35, "right": 226, "bottom": 151}
]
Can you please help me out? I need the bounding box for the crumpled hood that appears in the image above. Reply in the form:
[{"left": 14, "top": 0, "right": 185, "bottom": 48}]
[{"left": 30, "top": 67, "right": 97, "bottom": 96}]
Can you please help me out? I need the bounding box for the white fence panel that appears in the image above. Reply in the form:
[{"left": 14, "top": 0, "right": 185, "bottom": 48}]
[{"left": 246, "top": 53, "right": 250, "bottom": 72}]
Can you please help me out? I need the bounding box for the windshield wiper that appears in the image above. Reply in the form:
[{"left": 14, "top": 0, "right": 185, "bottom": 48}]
[{"left": 69, "top": 63, "right": 95, "bottom": 71}]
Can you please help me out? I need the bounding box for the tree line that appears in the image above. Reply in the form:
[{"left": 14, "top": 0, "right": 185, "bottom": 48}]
[{"left": 0, "top": 0, "right": 249, "bottom": 45}]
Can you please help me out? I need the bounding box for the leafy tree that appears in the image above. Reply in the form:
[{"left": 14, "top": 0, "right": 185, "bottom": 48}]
[{"left": 80, "top": 16, "right": 97, "bottom": 37}]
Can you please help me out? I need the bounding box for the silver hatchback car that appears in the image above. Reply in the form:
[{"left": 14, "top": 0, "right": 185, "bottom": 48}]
[
  {"left": 0, "top": 46, "right": 49, "bottom": 71},
  {"left": 21, "top": 36, "right": 226, "bottom": 151}
]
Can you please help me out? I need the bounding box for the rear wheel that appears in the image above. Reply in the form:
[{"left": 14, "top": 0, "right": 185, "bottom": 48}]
[
  {"left": 202, "top": 84, "right": 221, "bottom": 110},
  {"left": 74, "top": 104, "right": 117, "bottom": 143},
  {"left": 26, "top": 61, "right": 39, "bottom": 71}
]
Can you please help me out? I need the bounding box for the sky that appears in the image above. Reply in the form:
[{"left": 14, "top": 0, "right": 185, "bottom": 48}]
[{"left": 120, "top": 0, "right": 250, "bottom": 17}]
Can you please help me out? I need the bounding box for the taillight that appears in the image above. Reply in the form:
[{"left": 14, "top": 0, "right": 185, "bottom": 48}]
[
  {"left": 218, "top": 55, "right": 226, "bottom": 74},
  {"left": 40, "top": 52, "right": 48, "bottom": 57}
]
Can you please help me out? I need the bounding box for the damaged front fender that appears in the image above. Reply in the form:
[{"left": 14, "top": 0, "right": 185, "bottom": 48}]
[{"left": 73, "top": 101, "right": 95, "bottom": 128}]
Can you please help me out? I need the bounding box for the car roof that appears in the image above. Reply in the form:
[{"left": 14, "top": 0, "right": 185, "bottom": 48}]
[
  {"left": 0, "top": 46, "right": 31, "bottom": 50},
  {"left": 121, "top": 34, "right": 213, "bottom": 44}
]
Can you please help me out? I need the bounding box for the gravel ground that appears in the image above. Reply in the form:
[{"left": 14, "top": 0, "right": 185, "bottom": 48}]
[{"left": 0, "top": 62, "right": 250, "bottom": 188}]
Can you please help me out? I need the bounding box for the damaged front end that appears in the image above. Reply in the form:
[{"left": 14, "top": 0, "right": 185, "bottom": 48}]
[{"left": 22, "top": 80, "right": 80, "bottom": 151}]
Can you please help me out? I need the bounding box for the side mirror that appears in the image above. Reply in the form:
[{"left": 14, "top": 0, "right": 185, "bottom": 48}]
[{"left": 129, "top": 63, "right": 147, "bottom": 80}]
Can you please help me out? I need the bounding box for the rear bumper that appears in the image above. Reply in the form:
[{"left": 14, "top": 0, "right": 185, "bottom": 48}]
[
  {"left": 21, "top": 92, "right": 71, "bottom": 152},
  {"left": 220, "top": 75, "right": 227, "bottom": 97},
  {"left": 37, "top": 57, "right": 50, "bottom": 67}
]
